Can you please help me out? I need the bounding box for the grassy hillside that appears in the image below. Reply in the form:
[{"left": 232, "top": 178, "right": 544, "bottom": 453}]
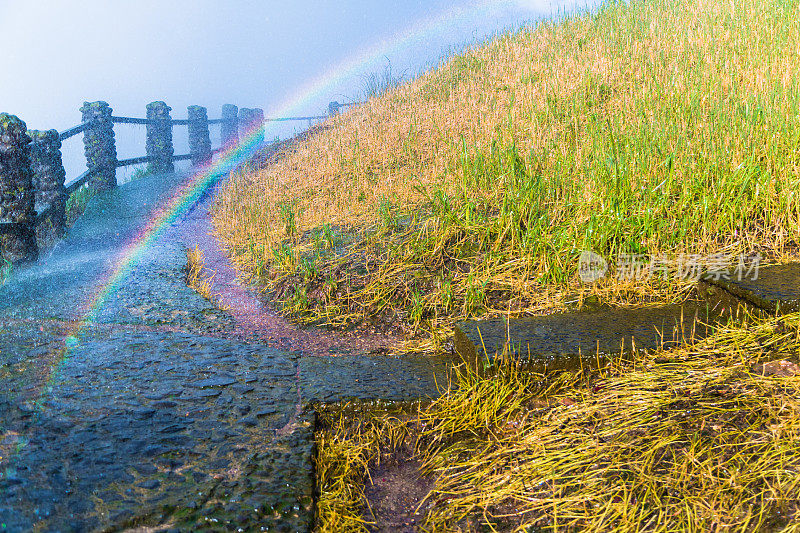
[
  {"left": 214, "top": 0, "right": 800, "bottom": 530},
  {"left": 213, "top": 0, "right": 800, "bottom": 347}
]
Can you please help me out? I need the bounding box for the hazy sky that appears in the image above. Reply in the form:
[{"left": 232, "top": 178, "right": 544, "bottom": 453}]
[{"left": 0, "top": 0, "right": 597, "bottom": 178}]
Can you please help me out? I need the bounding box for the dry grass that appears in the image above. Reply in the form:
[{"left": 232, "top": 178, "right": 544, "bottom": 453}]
[
  {"left": 416, "top": 311, "right": 800, "bottom": 531},
  {"left": 185, "top": 245, "right": 215, "bottom": 301},
  {"left": 315, "top": 311, "right": 800, "bottom": 531},
  {"left": 314, "top": 402, "right": 418, "bottom": 533},
  {"left": 213, "top": 0, "right": 800, "bottom": 345}
]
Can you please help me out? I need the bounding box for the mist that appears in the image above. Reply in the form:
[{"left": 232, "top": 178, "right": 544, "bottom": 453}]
[{"left": 1, "top": 0, "right": 597, "bottom": 183}]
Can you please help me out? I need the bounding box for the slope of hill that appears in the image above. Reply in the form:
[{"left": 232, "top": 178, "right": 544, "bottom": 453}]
[
  {"left": 213, "top": 0, "right": 800, "bottom": 530},
  {"left": 214, "top": 0, "right": 799, "bottom": 348}
]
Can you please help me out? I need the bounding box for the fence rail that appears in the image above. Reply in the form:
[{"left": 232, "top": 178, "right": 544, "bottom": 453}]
[
  {"left": 58, "top": 121, "right": 93, "bottom": 141},
  {"left": 65, "top": 169, "right": 94, "bottom": 195},
  {"left": 0, "top": 98, "right": 362, "bottom": 266},
  {"left": 116, "top": 155, "right": 152, "bottom": 168},
  {"left": 111, "top": 116, "right": 227, "bottom": 126},
  {"left": 111, "top": 116, "right": 151, "bottom": 125}
]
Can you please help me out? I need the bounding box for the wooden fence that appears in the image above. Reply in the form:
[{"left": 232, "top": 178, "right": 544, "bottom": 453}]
[{"left": 0, "top": 99, "right": 359, "bottom": 266}]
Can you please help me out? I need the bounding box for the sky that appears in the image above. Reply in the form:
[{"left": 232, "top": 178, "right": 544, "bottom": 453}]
[{"left": 0, "top": 0, "right": 599, "bottom": 180}]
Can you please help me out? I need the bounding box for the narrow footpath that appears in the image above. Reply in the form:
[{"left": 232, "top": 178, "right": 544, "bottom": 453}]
[
  {"left": 3, "top": 170, "right": 796, "bottom": 531},
  {"left": 0, "top": 172, "right": 449, "bottom": 532}
]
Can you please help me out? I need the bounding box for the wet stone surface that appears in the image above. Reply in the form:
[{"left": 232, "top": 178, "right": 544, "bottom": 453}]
[
  {"left": 0, "top": 172, "right": 452, "bottom": 531},
  {"left": 0, "top": 329, "right": 310, "bottom": 531},
  {"left": 702, "top": 262, "right": 800, "bottom": 314},
  {"left": 299, "top": 355, "right": 451, "bottom": 404},
  {"left": 454, "top": 300, "right": 728, "bottom": 371},
  {"left": 0, "top": 172, "right": 231, "bottom": 332},
  {"left": 456, "top": 263, "right": 800, "bottom": 371},
  {"left": 89, "top": 238, "right": 235, "bottom": 335}
]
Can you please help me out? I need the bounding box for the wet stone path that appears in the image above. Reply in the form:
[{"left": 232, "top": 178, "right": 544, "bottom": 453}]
[{"left": 0, "top": 172, "right": 450, "bottom": 532}]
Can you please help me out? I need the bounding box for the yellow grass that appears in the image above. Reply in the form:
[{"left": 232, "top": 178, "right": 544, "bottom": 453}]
[
  {"left": 213, "top": 0, "right": 800, "bottom": 345},
  {"left": 315, "top": 311, "right": 800, "bottom": 531},
  {"left": 314, "top": 402, "right": 418, "bottom": 532},
  {"left": 416, "top": 311, "right": 800, "bottom": 531},
  {"left": 185, "top": 245, "right": 215, "bottom": 301}
]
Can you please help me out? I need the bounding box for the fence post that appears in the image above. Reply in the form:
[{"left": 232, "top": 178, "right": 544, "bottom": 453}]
[
  {"left": 28, "top": 129, "right": 66, "bottom": 240},
  {"left": 146, "top": 101, "right": 174, "bottom": 173},
  {"left": 187, "top": 105, "right": 212, "bottom": 167},
  {"left": 80, "top": 101, "right": 117, "bottom": 190},
  {"left": 220, "top": 104, "right": 239, "bottom": 148},
  {"left": 239, "top": 108, "right": 265, "bottom": 144},
  {"left": 253, "top": 108, "right": 265, "bottom": 144},
  {"left": 0, "top": 113, "right": 38, "bottom": 265}
]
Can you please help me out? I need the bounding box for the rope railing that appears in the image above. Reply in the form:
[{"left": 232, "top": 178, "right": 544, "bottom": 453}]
[{"left": 0, "top": 98, "right": 362, "bottom": 265}]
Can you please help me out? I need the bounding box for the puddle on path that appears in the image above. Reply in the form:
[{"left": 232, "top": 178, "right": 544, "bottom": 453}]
[{"left": 176, "top": 197, "right": 403, "bottom": 357}]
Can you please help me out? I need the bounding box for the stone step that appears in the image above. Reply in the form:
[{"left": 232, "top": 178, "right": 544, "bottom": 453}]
[
  {"left": 299, "top": 354, "right": 452, "bottom": 404},
  {"left": 454, "top": 263, "right": 800, "bottom": 371},
  {"left": 453, "top": 300, "right": 725, "bottom": 371},
  {"left": 699, "top": 262, "right": 799, "bottom": 315}
]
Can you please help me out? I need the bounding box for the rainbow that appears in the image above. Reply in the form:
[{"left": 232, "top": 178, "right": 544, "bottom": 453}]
[
  {"left": 269, "top": 0, "right": 548, "bottom": 121},
  {"left": 65, "top": 0, "right": 574, "bottom": 347},
  {"left": 7, "top": 0, "right": 589, "bottom": 465}
]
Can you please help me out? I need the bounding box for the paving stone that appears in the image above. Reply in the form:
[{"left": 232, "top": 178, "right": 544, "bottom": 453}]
[
  {"left": 454, "top": 300, "right": 729, "bottom": 370},
  {"left": 188, "top": 376, "right": 238, "bottom": 388},
  {"left": 240, "top": 416, "right": 258, "bottom": 427},
  {"left": 299, "top": 354, "right": 452, "bottom": 403},
  {"left": 195, "top": 389, "right": 223, "bottom": 398},
  {"left": 701, "top": 262, "right": 800, "bottom": 314},
  {"left": 137, "top": 479, "right": 162, "bottom": 490}
]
